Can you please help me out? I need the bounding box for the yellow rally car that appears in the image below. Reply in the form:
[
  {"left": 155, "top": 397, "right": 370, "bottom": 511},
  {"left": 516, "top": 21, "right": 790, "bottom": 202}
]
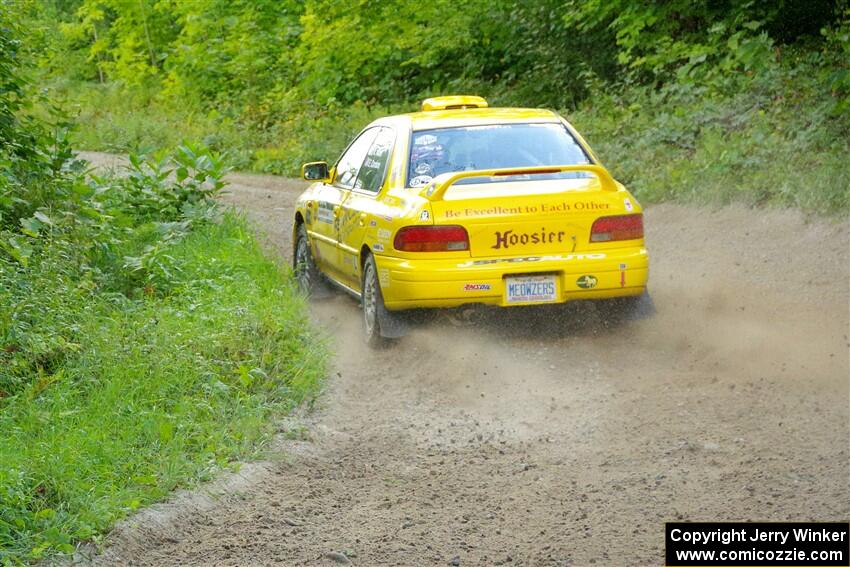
[{"left": 293, "top": 95, "right": 650, "bottom": 345}]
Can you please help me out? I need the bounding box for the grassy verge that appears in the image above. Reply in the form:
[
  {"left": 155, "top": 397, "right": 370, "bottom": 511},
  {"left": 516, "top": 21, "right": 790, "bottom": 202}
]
[{"left": 0, "top": 205, "right": 325, "bottom": 562}]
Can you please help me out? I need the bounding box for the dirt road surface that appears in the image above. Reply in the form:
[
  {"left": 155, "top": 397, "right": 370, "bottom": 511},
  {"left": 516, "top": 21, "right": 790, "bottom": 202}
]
[{"left": 78, "top": 153, "right": 849, "bottom": 566}]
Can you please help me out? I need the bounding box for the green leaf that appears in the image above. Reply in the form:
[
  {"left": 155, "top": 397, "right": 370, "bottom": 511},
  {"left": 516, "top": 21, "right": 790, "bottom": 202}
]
[
  {"left": 33, "top": 211, "right": 53, "bottom": 225},
  {"left": 34, "top": 508, "right": 56, "bottom": 520},
  {"left": 5, "top": 236, "right": 33, "bottom": 266},
  {"left": 20, "top": 217, "right": 43, "bottom": 237},
  {"left": 157, "top": 421, "right": 174, "bottom": 443},
  {"left": 237, "top": 365, "right": 253, "bottom": 388}
]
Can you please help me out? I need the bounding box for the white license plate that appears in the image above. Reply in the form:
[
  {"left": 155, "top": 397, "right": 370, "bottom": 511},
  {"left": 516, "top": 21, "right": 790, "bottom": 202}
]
[{"left": 505, "top": 274, "right": 558, "bottom": 304}]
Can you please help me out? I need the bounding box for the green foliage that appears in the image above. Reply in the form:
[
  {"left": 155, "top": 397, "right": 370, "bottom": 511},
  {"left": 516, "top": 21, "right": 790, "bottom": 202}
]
[
  {"left": 163, "top": 0, "right": 302, "bottom": 123},
  {"left": 571, "top": 55, "right": 850, "bottom": 212},
  {"left": 0, "top": 214, "right": 326, "bottom": 563},
  {"left": 1, "top": 142, "right": 229, "bottom": 391},
  {"left": 38, "top": 0, "right": 844, "bottom": 105},
  {"left": 293, "top": 0, "right": 485, "bottom": 105},
  {"left": 0, "top": 11, "right": 326, "bottom": 561},
  {"left": 19, "top": 0, "right": 849, "bottom": 215},
  {"left": 59, "top": 0, "right": 178, "bottom": 84},
  {"left": 54, "top": 80, "right": 397, "bottom": 175},
  {"left": 0, "top": 135, "right": 326, "bottom": 561},
  {"left": 560, "top": 0, "right": 838, "bottom": 83},
  {"left": 821, "top": 7, "right": 850, "bottom": 114},
  {"left": 0, "top": 6, "right": 63, "bottom": 228}
]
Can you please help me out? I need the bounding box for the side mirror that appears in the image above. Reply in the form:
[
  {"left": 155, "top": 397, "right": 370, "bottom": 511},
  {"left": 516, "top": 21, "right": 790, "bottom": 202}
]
[{"left": 302, "top": 161, "right": 330, "bottom": 182}]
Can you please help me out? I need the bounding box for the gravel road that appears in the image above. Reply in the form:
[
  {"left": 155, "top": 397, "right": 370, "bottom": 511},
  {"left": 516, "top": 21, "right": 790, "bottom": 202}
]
[{"left": 78, "top": 154, "right": 849, "bottom": 566}]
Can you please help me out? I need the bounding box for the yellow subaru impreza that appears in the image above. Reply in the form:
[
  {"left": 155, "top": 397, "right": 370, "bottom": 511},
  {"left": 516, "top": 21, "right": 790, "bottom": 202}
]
[{"left": 294, "top": 95, "right": 650, "bottom": 345}]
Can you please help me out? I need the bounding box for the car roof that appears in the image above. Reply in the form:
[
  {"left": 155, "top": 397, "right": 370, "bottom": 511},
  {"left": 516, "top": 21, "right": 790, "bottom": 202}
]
[{"left": 375, "top": 107, "right": 562, "bottom": 131}]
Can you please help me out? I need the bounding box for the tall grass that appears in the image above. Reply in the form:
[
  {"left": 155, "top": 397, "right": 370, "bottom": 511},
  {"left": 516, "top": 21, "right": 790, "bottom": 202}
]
[
  {"left": 0, "top": 214, "right": 326, "bottom": 562},
  {"left": 49, "top": 80, "right": 394, "bottom": 175}
]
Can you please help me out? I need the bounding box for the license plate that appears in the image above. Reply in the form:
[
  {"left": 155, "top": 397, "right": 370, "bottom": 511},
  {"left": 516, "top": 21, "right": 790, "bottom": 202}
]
[{"left": 505, "top": 274, "right": 558, "bottom": 304}]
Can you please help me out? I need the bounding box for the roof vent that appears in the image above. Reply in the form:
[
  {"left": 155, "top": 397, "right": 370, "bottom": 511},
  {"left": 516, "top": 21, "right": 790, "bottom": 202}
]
[{"left": 421, "top": 95, "right": 488, "bottom": 112}]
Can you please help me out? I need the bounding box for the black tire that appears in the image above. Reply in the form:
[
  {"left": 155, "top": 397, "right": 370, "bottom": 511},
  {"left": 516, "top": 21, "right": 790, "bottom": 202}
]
[
  {"left": 361, "top": 254, "right": 390, "bottom": 348},
  {"left": 599, "top": 290, "right": 656, "bottom": 323},
  {"left": 293, "top": 224, "right": 326, "bottom": 297}
]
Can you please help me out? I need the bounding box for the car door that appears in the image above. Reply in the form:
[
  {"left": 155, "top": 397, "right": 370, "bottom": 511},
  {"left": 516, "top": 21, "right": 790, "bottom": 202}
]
[
  {"left": 337, "top": 126, "right": 396, "bottom": 287},
  {"left": 310, "top": 127, "right": 378, "bottom": 279}
]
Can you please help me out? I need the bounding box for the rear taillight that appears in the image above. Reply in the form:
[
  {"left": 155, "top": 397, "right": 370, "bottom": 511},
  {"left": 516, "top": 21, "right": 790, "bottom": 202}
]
[
  {"left": 590, "top": 214, "right": 643, "bottom": 242},
  {"left": 393, "top": 225, "right": 470, "bottom": 252}
]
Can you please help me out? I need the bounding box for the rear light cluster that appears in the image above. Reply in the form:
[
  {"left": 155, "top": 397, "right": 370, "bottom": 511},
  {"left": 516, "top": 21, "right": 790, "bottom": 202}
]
[
  {"left": 393, "top": 225, "right": 470, "bottom": 252},
  {"left": 590, "top": 214, "right": 643, "bottom": 242}
]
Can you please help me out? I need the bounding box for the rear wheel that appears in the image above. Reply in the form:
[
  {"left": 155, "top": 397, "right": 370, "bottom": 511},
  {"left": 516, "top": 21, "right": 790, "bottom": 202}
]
[
  {"left": 293, "top": 224, "right": 325, "bottom": 297},
  {"left": 362, "top": 254, "right": 391, "bottom": 348}
]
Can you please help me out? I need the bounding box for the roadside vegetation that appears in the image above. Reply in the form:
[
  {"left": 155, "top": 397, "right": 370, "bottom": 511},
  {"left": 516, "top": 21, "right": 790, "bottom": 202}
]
[
  {"left": 21, "top": 0, "right": 850, "bottom": 213},
  {"left": 1, "top": 7, "right": 325, "bottom": 563}
]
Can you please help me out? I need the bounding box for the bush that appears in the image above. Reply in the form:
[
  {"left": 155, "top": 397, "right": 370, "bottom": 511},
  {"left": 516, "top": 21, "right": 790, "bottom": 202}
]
[
  {"left": 1, "top": 10, "right": 326, "bottom": 562},
  {"left": 0, "top": 145, "right": 326, "bottom": 562},
  {"left": 571, "top": 54, "right": 850, "bottom": 212},
  {"left": 0, "top": 213, "right": 325, "bottom": 563}
]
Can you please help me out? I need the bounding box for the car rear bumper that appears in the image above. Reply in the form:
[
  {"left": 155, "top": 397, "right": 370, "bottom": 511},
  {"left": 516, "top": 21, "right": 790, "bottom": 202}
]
[{"left": 377, "top": 247, "right": 649, "bottom": 310}]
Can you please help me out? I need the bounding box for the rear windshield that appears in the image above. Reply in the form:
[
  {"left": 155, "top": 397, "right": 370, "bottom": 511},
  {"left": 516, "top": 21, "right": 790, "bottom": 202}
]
[{"left": 407, "top": 123, "right": 591, "bottom": 188}]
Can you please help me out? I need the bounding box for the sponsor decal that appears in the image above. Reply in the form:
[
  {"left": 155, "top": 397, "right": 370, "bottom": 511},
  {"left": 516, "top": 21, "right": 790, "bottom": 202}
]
[
  {"left": 492, "top": 228, "right": 566, "bottom": 250},
  {"left": 415, "top": 134, "right": 437, "bottom": 146},
  {"left": 445, "top": 201, "right": 610, "bottom": 218},
  {"left": 457, "top": 253, "right": 606, "bottom": 268},
  {"left": 419, "top": 209, "right": 430, "bottom": 222},
  {"left": 377, "top": 228, "right": 392, "bottom": 240},
  {"left": 411, "top": 175, "right": 434, "bottom": 188},
  {"left": 566, "top": 201, "right": 611, "bottom": 211},
  {"left": 463, "top": 283, "right": 492, "bottom": 292},
  {"left": 305, "top": 210, "right": 312, "bottom": 224},
  {"left": 576, "top": 275, "right": 598, "bottom": 289},
  {"left": 379, "top": 268, "right": 390, "bottom": 287},
  {"left": 624, "top": 198, "right": 634, "bottom": 212},
  {"left": 373, "top": 243, "right": 385, "bottom": 252},
  {"left": 383, "top": 215, "right": 393, "bottom": 221},
  {"left": 446, "top": 205, "right": 523, "bottom": 218},
  {"left": 316, "top": 201, "right": 335, "bottom": 224}
]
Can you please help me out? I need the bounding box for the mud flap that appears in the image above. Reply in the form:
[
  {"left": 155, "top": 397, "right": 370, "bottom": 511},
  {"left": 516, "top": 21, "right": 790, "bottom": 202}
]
[
  {"left": 377, "top": 302, "right": 409, "bottom": 338},
  {"left": 599, "top": 290, "right": 656, "bottom": 323},
  {"left": 624, "top": 290, "right": 656, "bottom": 320}
]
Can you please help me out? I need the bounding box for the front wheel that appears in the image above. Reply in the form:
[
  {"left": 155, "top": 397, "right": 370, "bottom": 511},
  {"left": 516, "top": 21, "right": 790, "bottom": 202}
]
[{"left": 293, "top": 224, "right": 326, "bottom": 297}]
